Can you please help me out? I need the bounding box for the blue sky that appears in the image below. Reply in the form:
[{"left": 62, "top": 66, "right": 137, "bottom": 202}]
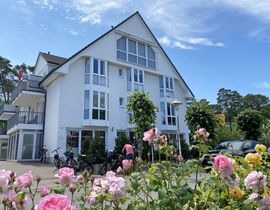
[{"left": 0, "top": 0, "right": 270, "bottom": 104}]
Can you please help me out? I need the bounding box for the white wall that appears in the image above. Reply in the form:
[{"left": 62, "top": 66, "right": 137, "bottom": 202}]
[{"left": 34, "top": 56, "right": 48, "bottom": 76}]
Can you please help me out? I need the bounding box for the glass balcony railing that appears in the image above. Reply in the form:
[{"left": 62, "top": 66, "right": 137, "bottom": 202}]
[
  {"left": 7, "top": 111, "right": 44, "bottom": 130},
  {"left": 11, "top": 75, "right": 44, "bottom": 102}
]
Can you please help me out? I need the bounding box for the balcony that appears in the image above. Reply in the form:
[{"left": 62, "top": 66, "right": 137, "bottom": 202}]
[
  {"left": 11, "top": 75, "right": 45, "bottom": 106},
  {"left": 7, "top": 111, "right": 44, "bottom": 132},
  {"left": 0, "top": 104, "right": 16, "bottom": 121}
]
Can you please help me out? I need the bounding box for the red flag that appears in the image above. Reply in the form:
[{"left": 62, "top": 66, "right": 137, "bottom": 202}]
[{"left": 18, "top": 70, "right": 23, "bottom": 81}]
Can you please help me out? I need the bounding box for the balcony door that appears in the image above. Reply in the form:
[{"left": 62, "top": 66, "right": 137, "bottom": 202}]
[{"left": 22, "top": 133, "right": 34, "bottom": 160}]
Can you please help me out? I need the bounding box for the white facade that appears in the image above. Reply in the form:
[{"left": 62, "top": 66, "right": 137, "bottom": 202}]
[{"left": 2, "top": 12, "right": 194, "bottom": 161}]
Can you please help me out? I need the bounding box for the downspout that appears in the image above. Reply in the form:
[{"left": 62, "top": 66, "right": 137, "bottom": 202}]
[{"left": 42, "top": 90, "right": 47, "bottom": 152}]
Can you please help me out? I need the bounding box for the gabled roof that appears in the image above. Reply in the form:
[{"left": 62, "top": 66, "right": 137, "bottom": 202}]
[
  {"left": 39, "top": 11, "right": 194, "bottom": 98},
  {"left": 39, "top": 52, "right": 67, "bottom": 65}
]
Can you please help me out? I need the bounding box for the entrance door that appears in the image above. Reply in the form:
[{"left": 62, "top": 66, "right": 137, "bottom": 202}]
[{"left": 22, "top": 134, "right": 34, "bottom": 159}]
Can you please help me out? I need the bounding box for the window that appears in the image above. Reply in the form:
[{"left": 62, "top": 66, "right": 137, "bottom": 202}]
[
  {"left": 167, "top": 103, "right": 176, "bottom": 125},
  {"left": 119, "top": 97, "right": 124, "bottom": 106},
  {"left": 119, "top": 69, "right": 123, "bottom": 77},
  {"left": 127, "top": 68, "right": 144, "bottom": 92},
  {"left": 160, "top": 102, "right": 166, "bottom": 125},
  {"left": 117, "top": 37, "right": 126, "bottom": 61},
  {"left": 84, "top": 58, "right": 90, "bottom": 84},
  {"left": 84, "top": 90, "right": 90, "bottom": 119},
  {"left": 92, "top": 91, "right": 106, "bottom": 120},
  {"left": 159, "top": 76, "right": 174, "bottom": 98},
  {"left": 147, "top": 46, "right": 156, "bottom": 69},
  {"left": 93, "top": 59, "right": 106, "bottom": 86},
  {"left": 116, "top": 36, "right": 155, "bottom": 69}
]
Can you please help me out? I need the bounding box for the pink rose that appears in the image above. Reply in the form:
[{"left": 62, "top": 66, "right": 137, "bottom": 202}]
[
  {"left": 143, "top": 128, "right": 158, "bottom": 145},
  {"left": 249, "top": 192, "right": 259, "bottom": 200},
  {"left": 57, "top": 167, "right": 75, "bottom": 185},
  {"left": 178, "top": 154, "right": 184, "bottom": 162},
  {"left": 0, "top": 175, "right": 9, "bottom": 192},
  {"left": 0, "top": 169, "right": 13, "bottom": 182},
  {"left": 87, "top": 191, "right": 98, "bottom": 207},
  {"left": 116, "top": 167, "right": 123, "bottom": 173},
  {"left": 15, "top": 171, "right": 33, "bottom": 188},
  {"left": 213, "top": 155, "right": 234, "bottom": 177},
  {"left": 106, "top": 171, "right": 116, "bottom": 177},
  {"left": 107, "top": 176, "right": 126, "bottom": 198},
  {"left": 35, "top": 194, "right": 75, "bottom": 210},
  {"left": 40, "top": 186, "right": 49, "bottom": 197},
  {"left": 244, "top": 171, "right": 266, "bottom": 193},
  {"left": 122, "top": 159, "right": 132, "bottom": 169}
]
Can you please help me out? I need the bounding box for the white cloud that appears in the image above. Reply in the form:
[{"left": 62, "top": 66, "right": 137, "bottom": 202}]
[
  {"left": 69, "top": 29, "right": 79, "bottom": 36},
  {"left": 30, "top": 0, "right": 270, "bottom": 48},
  {"left": 255, "top": 81, "right": 270, "bottom": 89}
]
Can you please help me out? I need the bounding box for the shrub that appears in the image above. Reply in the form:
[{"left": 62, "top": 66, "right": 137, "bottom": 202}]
[{"left": 114, "top": 133, "right": 131, "bottom": 154}]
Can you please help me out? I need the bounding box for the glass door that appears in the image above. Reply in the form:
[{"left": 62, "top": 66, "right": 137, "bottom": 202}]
[{"left": 22, "top": 134, "right": 34, "bottom": 159}]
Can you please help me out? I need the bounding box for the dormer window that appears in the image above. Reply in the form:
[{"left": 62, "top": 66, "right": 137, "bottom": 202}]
[{"left": 117, "top": 36, "right": 156, "bottom": 69}]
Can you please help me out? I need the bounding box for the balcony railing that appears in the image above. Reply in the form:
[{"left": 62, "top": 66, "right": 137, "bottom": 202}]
[
  {"left": 7, "top": 111, "right": 44, "bottom": 130},
  {"left": 11, "top": 75, "right": 44, "bottom": 102}
]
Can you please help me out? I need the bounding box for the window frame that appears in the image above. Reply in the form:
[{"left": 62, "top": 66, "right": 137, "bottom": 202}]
[
  {"left": 92, "top": 91, "right": 106, "bottom": 120},
  {"left": 92, "top": 58, "right": 107, "bottom": 87}
]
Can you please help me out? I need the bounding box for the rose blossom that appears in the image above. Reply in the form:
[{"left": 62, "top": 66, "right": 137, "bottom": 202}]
[
  {"left": 57, "top": 167, "right": 75, "bottom": 185},
  {"left": 87, "top": 191, "right": 98, "bottom": 207},
  {"left": 116, "top": 166, "right": 123, "bottom": 173},
  {"left": 0, "top": 175, "right": 9, "bottom": 192},
  {"left": 244, "top": 171, "right": 267, "bottom": 193},
  {"left": 122, "top": 159, "right": 132, "bottom": 169},
  {"left": 143, "top": 128, "right": 158, "bottom": 144},
  {"left": 213, "top": 155, "right": 234, "bottom": 177},
  {"left": 249, "top": 192, "right": 259, "bottom": 200},
  {"left": 107, "top": 176, "right": 126, "bottom": 198},
  {"left": 106, "top": 171, "right": 116, "bottom": 177},
  {"left": 15, "top": 171, "right": 33, "bottom": 188},
  {"left": 40, "top": 186, "right": 49, "bottom": 197},
  {"left": 35, "top": 194, "right": 75, "bottom": 210}
]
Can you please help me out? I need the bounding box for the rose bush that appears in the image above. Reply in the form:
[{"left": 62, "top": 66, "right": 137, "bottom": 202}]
[{"left": 1, "top": 128, "right": 270, "bottom": 209}]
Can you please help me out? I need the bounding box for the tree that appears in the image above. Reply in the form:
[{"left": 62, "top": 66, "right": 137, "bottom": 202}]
[
  {"left": 217, "top": 88, "right": 243, "bottom": 131},
  {"left": 127, "top": 92, "right": 157, "bottom": 158},
  {"left": 236, "top": 109, "right": 262, "bottom": 140},
  {"left": 185, "top": 99, "right": 217, "bottom": 138},
  {"left": 0, "top": 56, "right": 17, "bottom": 103},
  {"left": 243, "top": 94, "right": 269, "bottom": 110}
]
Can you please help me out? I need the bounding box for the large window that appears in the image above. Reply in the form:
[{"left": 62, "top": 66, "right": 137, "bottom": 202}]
[
  {"left": 167, "top": 103, "right": 176, "bottom": 125},
  {"left": 159, "top": 76, "right": 174, "bottom": 98},
  {"left": 160, "top": 102, "right": 166, "bottom": 125},
  {"left": 84, "top": 90, "right": 90, "bottom": 119},
  {"left": 84, "top": 58, "right": 90, "bottom": 84},
  {"left": 117, "top": 36, "right": 156, "bottom": 69},
  {"left": 93, "top": 59, "right": 106, "bottom": 86},
  {"left": 127, "top": 68, "right": 144, "bottom": 92},
  {"left": 92, "top": 91, "right": 106, "bottom": 120}
]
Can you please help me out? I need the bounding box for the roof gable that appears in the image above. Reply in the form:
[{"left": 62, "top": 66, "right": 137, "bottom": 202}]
[{"left": 39, "top": 12, "right": 194, "bottom": 97}]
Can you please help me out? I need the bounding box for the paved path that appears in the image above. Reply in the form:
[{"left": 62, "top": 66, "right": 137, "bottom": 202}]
[{"left": 0, "top": 161, "right": 57, "bottom": 187}]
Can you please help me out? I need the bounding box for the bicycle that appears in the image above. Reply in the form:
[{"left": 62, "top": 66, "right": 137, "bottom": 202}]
[
  {"left": 99, "top": 151, "right": 124, "bottom": 175},
  {"left": 76, "top": 154, "right": 94, "bottom": 175},
  {"left": 51, "top": 147, "right": 64, "bottom": 169},
  {"left": 40, "top": 146, "right": 48, "bottom": 163},
  {"left": 63, "top": 150, "right": 77, "bottom": 168}
]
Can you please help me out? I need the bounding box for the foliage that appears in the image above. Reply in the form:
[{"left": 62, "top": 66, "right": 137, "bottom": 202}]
[
  {"left": 260, "top": 119, "right": 270, "bottom": 146},
  {"left": 243, "top": 94, "right": 269, "bottom": 111},
  {"left": 180, "top": 138, "right": 190, "bottom": 159},
  {"left": 185, "top": 99, "right": 217, "bottom": 137},
  {"left": 217, "top": 88, "right": 243, "bottom": 130},
  {"left": 127, "top": 92, "right": 157, "bottom": 157},
  {"left": 214, "top": 124, "right": 243, "bottom": 147},
  {"left": 114, "top": 133, "right": 131, "bottom": 154},
  {"left": 81, "top": 135, "right": 106, "bottom": 163},
  {"left": 237, "top": 109, "right": 263, "bottom": 140},
  {"left": 2, "top": 128, "right": 270, "bottom": 210}
]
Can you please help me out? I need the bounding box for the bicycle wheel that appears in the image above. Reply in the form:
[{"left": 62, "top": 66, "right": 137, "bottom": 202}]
[
  {"left": 99, "top": 163, "right": 107, "bottom": 176},
  {"left": 69, "top": 159, "right": 77, "bottom": 168},
  {"left": 86, "top": 165, "right": 94, "bottom": 175},
  {"left": 54, "top": 158, "right": 62, "bottom": 169}
]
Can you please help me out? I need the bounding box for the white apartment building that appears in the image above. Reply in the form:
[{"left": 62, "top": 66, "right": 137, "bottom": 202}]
[{"left": 0, "top": 12, "right": 194, "bottom": 161}]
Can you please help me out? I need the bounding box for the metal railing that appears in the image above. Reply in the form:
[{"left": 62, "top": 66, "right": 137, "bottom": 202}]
[
  {"left": 0, "top": 104, "right": 16, "bottom": 116},
  {"left": 7, "top": 111, "right": 44, "bottom": 130},
  {"left": 11, "top": 75, "right": 44, "bottom": 102}
]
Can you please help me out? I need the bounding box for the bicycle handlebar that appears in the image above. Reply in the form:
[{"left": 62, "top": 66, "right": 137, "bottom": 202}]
[{"left": 51, "top": 146, "right": 61, "bottom": 153}]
